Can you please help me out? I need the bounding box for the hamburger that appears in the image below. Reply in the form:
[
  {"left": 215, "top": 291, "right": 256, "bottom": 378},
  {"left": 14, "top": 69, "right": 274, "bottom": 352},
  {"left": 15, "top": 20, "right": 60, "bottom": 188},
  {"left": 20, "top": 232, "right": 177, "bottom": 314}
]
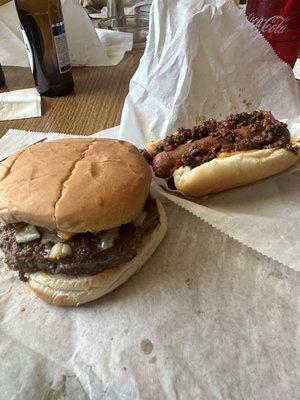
[{"left": 0, "top": 138, "right": 167, "bottom": 306}]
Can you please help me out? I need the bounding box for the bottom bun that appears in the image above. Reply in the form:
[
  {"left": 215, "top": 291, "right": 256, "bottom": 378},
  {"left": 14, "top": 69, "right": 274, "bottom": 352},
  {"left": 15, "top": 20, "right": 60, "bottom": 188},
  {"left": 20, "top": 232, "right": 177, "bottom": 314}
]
[
  {"left": 173, "top": 148, "right": 299, "bottom": 198},
  {"left": 28, "top": 199, "right": 167, "bottom": 306}
]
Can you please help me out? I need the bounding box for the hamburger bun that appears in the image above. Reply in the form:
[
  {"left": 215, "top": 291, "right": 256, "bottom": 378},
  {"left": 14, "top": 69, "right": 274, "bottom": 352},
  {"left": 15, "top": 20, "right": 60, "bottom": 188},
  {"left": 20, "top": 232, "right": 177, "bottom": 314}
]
[
  {"left": 28, "top": 199, "right": 167, "bottom": 306},
  {"left": 0, "top": 138, "right": 151, "bottom": 232}
]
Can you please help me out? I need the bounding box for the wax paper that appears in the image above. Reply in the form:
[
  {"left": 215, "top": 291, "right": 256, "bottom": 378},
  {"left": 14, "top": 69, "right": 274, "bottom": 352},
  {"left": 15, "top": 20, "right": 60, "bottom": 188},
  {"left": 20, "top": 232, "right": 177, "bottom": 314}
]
[{"left": 0, "top": 126, "right": 299, "bottom": 399}]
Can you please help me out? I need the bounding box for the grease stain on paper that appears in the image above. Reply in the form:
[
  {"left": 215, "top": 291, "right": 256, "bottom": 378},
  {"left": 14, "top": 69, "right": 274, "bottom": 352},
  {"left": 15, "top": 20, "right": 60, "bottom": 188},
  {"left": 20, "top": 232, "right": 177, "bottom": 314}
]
[
  {"left": 44, "top": 375, "right": 66, "bottom": 400},
  {"left": 140, "top": 339, "right": 153, "bottom": 355},
  {"left": 185, "top": 277, "right": 193, "bottom": 289},
  {"left": 195, "top": 309, "right": 204, "bottom": 317},
  {"left": 242, "top": 99, "right": 252, "bottom": 108},
  {"left": 268, "top": 270, "right": 284, "bottom": 280}
]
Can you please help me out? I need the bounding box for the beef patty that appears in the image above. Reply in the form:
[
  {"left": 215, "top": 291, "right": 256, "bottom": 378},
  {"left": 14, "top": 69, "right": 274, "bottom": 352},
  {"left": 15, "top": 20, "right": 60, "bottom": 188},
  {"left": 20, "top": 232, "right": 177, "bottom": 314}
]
[{"left": 0, "top": 197, "right": 160, "bottom": 281}]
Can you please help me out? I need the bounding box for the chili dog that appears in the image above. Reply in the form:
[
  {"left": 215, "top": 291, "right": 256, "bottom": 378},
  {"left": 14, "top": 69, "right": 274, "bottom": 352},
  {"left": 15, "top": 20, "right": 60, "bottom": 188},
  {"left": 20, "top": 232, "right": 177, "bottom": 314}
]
[{"left": 143, "top": 111, "right": 299, "bottom": 197}]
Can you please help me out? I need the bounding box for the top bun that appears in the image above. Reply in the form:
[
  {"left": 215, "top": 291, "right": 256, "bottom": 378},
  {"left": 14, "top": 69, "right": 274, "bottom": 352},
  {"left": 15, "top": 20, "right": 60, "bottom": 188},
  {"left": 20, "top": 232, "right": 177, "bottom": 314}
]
[{"left": 0, "top": 138, "right": 152, "bottom": 232}]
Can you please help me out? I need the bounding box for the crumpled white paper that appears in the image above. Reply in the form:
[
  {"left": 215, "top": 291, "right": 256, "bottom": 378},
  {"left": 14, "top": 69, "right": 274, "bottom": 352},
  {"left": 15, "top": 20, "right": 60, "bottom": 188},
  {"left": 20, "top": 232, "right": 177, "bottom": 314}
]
[
  {"left": 0, "top": 0, "right": 132, "bottom": 67},
  {"left": 89, "top": 1, "right": 151, "bottom": 19},
  {"left": 294, "top": 58, "right": 300, "bottom": 80},
  {"left": 119, "top": 0, "right": 300, "bottom": 271},
  {"left": 0, "top": 88, "right": 41, "bottom": 121},
  {"left": 120, "top": 0, "right": 299, "bottom": 145},
  {"left": 0, "top": 128, "right": 299, "bottom": 400}
]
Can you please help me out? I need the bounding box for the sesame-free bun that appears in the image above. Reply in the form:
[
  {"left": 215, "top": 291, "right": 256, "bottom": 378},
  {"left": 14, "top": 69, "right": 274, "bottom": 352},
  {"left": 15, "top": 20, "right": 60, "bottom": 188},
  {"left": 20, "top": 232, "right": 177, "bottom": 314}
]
[
  {"left": 173, "top": 147, "right": 299, "bottom": 198},
  {"left": 28, "top": 199, "right": 167, "bottom": 306},
  {"left": 0, "top": 138, "right": 152, "bottom": 232}
]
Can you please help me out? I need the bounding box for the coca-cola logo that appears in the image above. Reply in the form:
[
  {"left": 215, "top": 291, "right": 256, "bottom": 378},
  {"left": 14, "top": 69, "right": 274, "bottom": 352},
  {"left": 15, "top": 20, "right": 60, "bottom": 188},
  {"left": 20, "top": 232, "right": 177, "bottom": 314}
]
[{"left": 248, "top": 12, "right": 291, "bottom": 35}]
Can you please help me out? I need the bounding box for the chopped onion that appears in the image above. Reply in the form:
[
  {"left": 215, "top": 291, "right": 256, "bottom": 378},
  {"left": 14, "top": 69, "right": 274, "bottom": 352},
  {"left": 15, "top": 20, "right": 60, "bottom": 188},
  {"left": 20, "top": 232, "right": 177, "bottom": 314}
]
[
  {"left": 15, "top": 225, "right": 40, "bottom": 243},
  {"left": 49, "top": 243, "right": 72, "bottom": 260},
  {"left": 99, "top": 227, "right": 120, "bottom": 251},
  {"left": 57, "top": 230, "right": 74, "bottom": 240},
  {"left": 41, "top": 230, "right": 62, "bottom": 244},
  {"left": 133, "top": 211, "right": 147, "bottom": 227}
]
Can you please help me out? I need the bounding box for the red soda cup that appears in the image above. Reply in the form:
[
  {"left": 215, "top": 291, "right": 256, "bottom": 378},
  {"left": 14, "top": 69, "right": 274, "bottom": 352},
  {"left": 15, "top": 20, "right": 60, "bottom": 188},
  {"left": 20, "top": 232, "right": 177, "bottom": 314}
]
[{"left": 246, "top": 0, "right": 300, "bottom": 67}]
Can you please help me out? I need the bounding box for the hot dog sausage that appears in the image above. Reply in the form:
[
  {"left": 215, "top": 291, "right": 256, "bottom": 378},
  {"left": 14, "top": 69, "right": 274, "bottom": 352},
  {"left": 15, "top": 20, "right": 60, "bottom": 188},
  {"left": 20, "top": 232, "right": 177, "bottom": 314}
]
[{"left": 152, "top": 136, "right": 233, "bottom": 178}]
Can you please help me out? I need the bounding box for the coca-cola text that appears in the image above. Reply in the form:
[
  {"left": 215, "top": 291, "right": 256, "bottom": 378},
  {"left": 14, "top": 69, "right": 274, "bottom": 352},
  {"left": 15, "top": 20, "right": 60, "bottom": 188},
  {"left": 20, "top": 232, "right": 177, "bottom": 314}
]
[{"left": 246, "top": 0, "right": 300, "bottom": 67}]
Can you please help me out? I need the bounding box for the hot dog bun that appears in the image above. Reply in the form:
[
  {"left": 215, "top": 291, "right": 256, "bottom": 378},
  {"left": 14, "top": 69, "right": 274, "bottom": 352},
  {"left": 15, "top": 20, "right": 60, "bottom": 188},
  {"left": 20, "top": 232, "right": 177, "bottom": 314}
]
[{"left": 173, "top": 147, "right": 299, "bottom": 197}]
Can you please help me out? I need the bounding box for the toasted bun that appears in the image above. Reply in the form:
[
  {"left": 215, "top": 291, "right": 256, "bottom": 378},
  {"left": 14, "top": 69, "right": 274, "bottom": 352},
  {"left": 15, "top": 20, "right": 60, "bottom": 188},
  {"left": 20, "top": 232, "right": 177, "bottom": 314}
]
[
  {"left": 0, "top": 138, "right": 151, "bottom": 232},
  {"left": 146, "top": 140, "right": 164, "bottom": 157},
  {"left": 27, "top": 199, "right": 167, "bottom": 306},
  {"left": 173, "top": 147, "right": 299, "bottom": 198}
]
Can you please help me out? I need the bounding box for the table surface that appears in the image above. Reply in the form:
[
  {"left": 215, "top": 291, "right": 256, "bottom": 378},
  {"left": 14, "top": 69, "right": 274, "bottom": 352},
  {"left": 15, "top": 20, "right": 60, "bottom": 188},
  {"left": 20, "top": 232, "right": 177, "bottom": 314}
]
[{"left": 0, "top": 50, "right": 142, "bottom": 137}]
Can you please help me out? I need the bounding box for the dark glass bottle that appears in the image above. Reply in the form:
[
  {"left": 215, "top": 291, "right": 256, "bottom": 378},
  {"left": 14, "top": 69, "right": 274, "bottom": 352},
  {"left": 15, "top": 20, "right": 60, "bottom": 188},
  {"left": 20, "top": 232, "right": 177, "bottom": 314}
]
[
  {"left": 0, "top": 63, "right": 5, "bottom": 87},
  {"left": 14, "top": 0, "right": 74, "bottom": 97}
]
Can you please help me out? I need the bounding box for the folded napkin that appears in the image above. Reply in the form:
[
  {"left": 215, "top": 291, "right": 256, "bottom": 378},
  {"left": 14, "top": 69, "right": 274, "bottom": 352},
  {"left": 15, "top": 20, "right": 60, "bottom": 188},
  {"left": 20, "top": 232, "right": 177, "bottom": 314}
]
[{"left": 0, "top": 88, "right": 41, "bottom": 121}]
